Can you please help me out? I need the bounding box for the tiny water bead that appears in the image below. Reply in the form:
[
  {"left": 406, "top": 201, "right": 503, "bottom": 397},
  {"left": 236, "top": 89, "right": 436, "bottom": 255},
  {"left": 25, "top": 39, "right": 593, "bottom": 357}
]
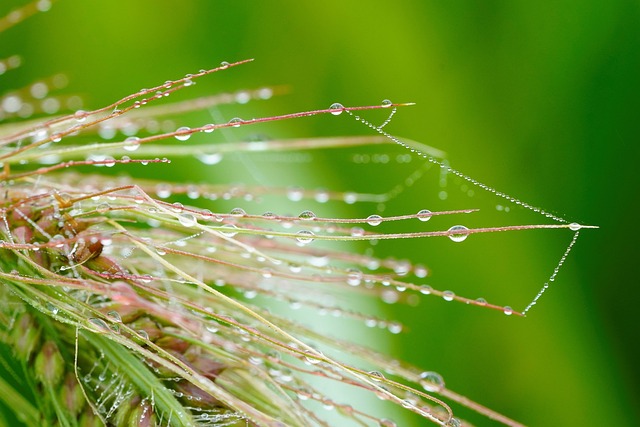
[
  {"left": 329, "top": 102, "right": 344, "bottom": 115},
  {"left": 220, "top": 224, "right": 239, "bottom": 237},
  {"left": 366, "top": 214, "right": 383, "bottom": 226},
  {"left": 569, "top": 222, "right": 582, "bottom": 231},
  {"left": 381, "top": 99, "right": 393, "bottom": 108},
  {"left": 379, "top": 419, "right": 397, "bottom": 427},
  {"left": 447, "top": 225, "right": 469, "bottom": 242},
  {"left": 202, "top": 123, "right": 215, "bottom": 133},
  {"left": 445, "top": 418, "right": 461, "bottom": 427},
  {"left": 503, "top": 306, "right": 513, "bottom": 316},
  {"left": 174, "top": 126, "right": 191, "bottom": 141},
  {"left": 417, "top": 209, "right": 432, "bottom": 222}
]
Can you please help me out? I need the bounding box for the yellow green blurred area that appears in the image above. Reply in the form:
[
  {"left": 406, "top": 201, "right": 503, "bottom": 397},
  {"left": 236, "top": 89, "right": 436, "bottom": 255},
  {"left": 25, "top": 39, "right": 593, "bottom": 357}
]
[{"left": 1, "top": 1, "right": 638, "bottom": 426}]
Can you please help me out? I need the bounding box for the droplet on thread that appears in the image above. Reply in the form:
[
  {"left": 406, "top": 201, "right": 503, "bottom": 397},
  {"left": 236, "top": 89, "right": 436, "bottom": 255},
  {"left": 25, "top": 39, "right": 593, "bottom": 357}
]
[
  {"left": 447, "top": 225, "right": 469, "bottom": 242},
  {"left": 417, "top": 209, "right": 432, "bottom": 222},
  {"left": 330, "top": 103, "right": 344, "bottom": 115},
  {"left": 381, "top": 99, "right": 393, "bottom": 108},
  {"left": 174, "top": 126, "right": 191, "bottom": 141},
  {"left": 367, "top": 214, "right": 382, "bottom": 226}
]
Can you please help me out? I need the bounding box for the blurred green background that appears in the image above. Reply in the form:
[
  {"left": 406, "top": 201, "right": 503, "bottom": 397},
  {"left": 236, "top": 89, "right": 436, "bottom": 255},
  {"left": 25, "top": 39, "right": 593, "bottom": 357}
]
[{"left": 2, "top": 1, "right": 638, "bottom": 426}]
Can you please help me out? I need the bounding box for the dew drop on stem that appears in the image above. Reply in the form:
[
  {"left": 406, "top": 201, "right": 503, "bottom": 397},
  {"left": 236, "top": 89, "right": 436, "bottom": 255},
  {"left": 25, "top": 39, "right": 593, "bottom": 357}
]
[{"left": 447, "top": 225, "right": 469, "bottom": 242}]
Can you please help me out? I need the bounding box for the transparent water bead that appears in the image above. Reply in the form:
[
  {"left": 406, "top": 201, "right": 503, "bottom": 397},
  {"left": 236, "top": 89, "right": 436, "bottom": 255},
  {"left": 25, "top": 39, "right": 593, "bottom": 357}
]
[
  {"left": 228, "top": 117, "right": 243, "bottom": 128},
  {"left": 417, "top": 209, "right": 432, "bottom": 222},
  {"left": 419, "top": 371, "right": 445, "bottom": 392},
  {"left": 123, "top": 136, "right": 140, "bottom": 152},
  {"left": 381, "top": 99, "right": 393, "bottom": 108},
  {"left": 230, "top": 207, "right": 246, "bottom": 217},
  {"left": 442, "top": 290, "right": 455, "bottom": 301},
  {"left": 174, "top": 126, "right": 191, "bottom": 141},
  {"left": 503, "top": 306, "right": 513, "bottom": 316},
  {"left": 379, "top": 419, "right": 397, "bottom": 427},
  {"left": 366, "top": 214, "right": 383, "bottom": 226},
  {"left": 447, "top": 225, "right": 469, "bottom": 242},
  {"left": 220, "top": 224, "right": 238, "bottom": 237},
  {"left": 298, "top": 210, "right": 316, "bottom": 220},
  {"left": 329, "top": 102, "right": 344, "bottom": 115},
  {"left": 445, "top": 419, "right": 461, "bottom": 427},
  {"left": 178, "top": 213, "right": 197, "bottom": 227},
  {"left": 368, "top": 371, "right": 385, "bottom": 382},
  {"left": 295, "top": 230, "right": 315, "bottom": 245},
  {"left": 569, "top": 222, "right": 582, "bottom": 231}
]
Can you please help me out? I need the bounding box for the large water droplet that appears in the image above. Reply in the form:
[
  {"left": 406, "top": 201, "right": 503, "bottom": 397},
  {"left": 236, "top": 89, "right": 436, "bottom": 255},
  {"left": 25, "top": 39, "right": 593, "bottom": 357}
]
[
  {"left": 123, "top": 136, "right": 141, "bottom": 152},
  {"left": 503, "top": 306, "right": 513, "bottom": 316},
  {"left": 366, "top": 214, "right": 382, "bottom": 226},
  {"left": 228, "top": 117, "right": 243, "bottom": 128},
  {"left": 447, "top": 225, "right": 469, "bottom": 242},
  {"left": 197, "top": 153, "right": 223, "bottom": 165},
  {"left": 295, "top": 230, "right": 315, "bottom": 246},
  {"left": 347, "top": 269, "right": 363, "bottom": 286},
  {"left": 178, "top": 213, "right": 197, "bottom": 227},
  {"left": 381, "top": 99, "right": 393, "bottom": 108},
  {"left": 368, "top": 371, "right": 385, "bottom": 382},
  {"left": 230, "top": 207, "right": 246, "bottom": 217},
  {"left": 220, "top": 224, "right": 238, "bottom": 237},
  {"left": 330, "top": 103, "right": 344, "bottom": 115},
  {"left": 174, "top": 126, "right": 191, "bottom": 141},
  {"left": 417, "top": 209, "right": 432, "bottom": 222},
  {"left": 298, "top": 210, "right": 316, "bottom": 221},
  {"left": 442, "top": 290, "right": 455, "bottom": 301},
  {"left": 569, "top": 222, "right": 582, "bottom": 231},
  {"left": 419, "top": 371, "right": 445, "bottom": 392}
]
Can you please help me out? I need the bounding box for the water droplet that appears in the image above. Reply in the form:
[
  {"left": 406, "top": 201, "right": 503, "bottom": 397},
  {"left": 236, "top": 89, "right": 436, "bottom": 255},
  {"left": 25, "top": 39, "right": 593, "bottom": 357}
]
[
  {"left": 366, "top": 214, "right": 382, "bottom": 226},
  {"left": 123, "top": 136, "right": 141, "bottom": 152},
  {"left": 330, "top": 102, "right": 344, "bottom": 115},
  {"left": 155, "top": 183, "right": 172, "bottom": 198},
  {"left": 202, "top": 123, "right": 215, "bottom": 133},
  {"left": 106, "top": 311, "right": 122, "bottom": 323},
  {"left": 96, "top": 202, "right": 111, "bottom": 214},
  {"left": 368, "top": 371, "right": 385, "bottom": 382},
  {"left": 447, "top": 225, "right": 469, "bottom": 242},
  {"left": 174, "top": 126, "right": 191, "bottom": 141},
  {"left": 381, "top": 99, "right": 393, "bottom": 108},
  {"left": 220, "top": 61, "right": 230, "bottom": 69},
  {"left": 228, "top": 117, "right": 243, "bottom": 128},
  {"left": 419, "top": 285, "right": 433, "bottom": 295},
  {"left": 220, "top": 224, "right": 238, "bottom": 237},
  {"left": 445, "top": 419, "right": 461, "bottom": 427},
  {"left": 419, "top": 371, "right": 445, "bottom": 392},
  {"left": 503, "top": 306, "right": 513, "bottom": 316},
  {"left": 88, "top": 318, "right": 110, "bottom": 333},
  {"left": 295, "top": 230, "right": 315, "bottom": 245},
  {"left": 379, "top": 419, "right": 397, "bottom": 427},
  {"left": 475, "top": 297, "right": 487, "bottom": 305},
  {"left": 298, "top": 210, "right": 316, "bottom": 220},
  {"left": 197, "top": 153, "right": 223, "bottom": 165},
  {"left": 286, "top": 187, "right": 304, "bottom": 202},
  {"left": 442, "top": 290, "right": 455, "bottom": 301},
  {"left": 74, "top": 109, "right": 88, "bottom": 122},
  {"left": 170, "top": 202, "right": 184, "bottom": 213},
  {"left": 569, "top": 222, "right": 582, "bottom": 231},
  {"left": 230, "top": 207, "right": 246, "bottom": 217},
  {"left": 51, "top": 133, "right": 62, "bottom": 143},
  {"left": 388, "top": 321, "right": 403, "bottom": 334},
  {"left": 178, "top": 213, "right": 197, "bottom": 227},
  {"left": 303, "top": 350, "right": 323, "bottom": 366},
  {"left": 350, "top": 227, "right": 365, "bottom": 237},
  {"left": 417, "top": 209, "right": 432, "bottom": 222},
  {"left": 347, "top": 269, "right": 362, "bottom": 286}
]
